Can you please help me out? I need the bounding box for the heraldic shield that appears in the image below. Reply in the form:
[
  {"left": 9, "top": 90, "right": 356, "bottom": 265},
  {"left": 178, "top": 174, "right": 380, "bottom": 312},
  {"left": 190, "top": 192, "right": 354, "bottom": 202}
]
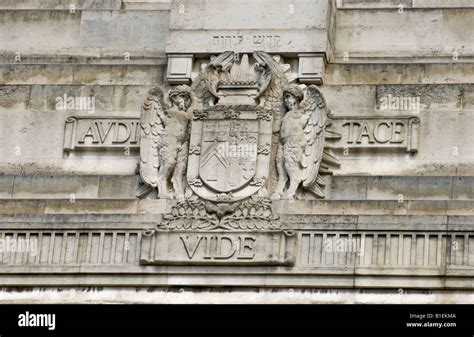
[{"left": 187, "top": 105, "right": 273, "bottom": 203}]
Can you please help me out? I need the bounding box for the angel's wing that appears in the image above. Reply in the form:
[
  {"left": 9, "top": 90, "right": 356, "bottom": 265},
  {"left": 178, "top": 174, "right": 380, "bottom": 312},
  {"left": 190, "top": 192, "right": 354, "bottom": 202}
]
[
  {"left": 300, "top": 85, "right": 328, "bottom": 197},
  {"left": 252, "top": 51, "right": 288, "bottom": 110},
  {"left": 190, "top": 51, "right": 235, "bottom": 108},
  {"left": 138, "top": 87, "right": 166, "bottom": 188}
]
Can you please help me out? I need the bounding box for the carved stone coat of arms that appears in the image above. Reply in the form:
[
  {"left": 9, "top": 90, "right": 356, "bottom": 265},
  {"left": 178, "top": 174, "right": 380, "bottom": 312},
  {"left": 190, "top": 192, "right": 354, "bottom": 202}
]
[{"left": 136, "top": 51, "right": 340, "bottom": 266}]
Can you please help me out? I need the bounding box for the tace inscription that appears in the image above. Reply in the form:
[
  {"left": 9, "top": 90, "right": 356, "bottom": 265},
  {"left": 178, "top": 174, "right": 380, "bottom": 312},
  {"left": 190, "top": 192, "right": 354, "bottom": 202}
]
[
  {"left": 140, "top": 230, "right": 296, "bottom": 266},
  {"left": 328, "top": 116, "right": 420, "bottom": 153}
]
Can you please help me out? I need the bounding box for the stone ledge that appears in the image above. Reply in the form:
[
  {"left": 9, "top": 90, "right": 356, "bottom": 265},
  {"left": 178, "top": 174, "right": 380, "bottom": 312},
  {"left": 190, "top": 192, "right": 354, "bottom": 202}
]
[
  {"left": 0, "top": 287, "right": 472, "bottom": 304},
  {"left": 0, "top": 11, "right": 170, "bottom": 56},
  {"left": 1, "top": 199, "right": 474, "bottom": 215},
  {"left": 0, "top": 224, "right": 472, "bottom": 289},
  {"left": 0, "top": 65, "right": 166, "bottom": 85},
  {"left": 0, "top": 0, "right": 122, "bottom": 10},
  {"left": 0, "top": 0, "right": 173, "bottom": 11},
  {"left": 325, "top": 64, "right": 474, "bottom": 85},
  {"left": 0, "top": 273, "right": 470, "bottom": 289},
  {"left": 1, "top": 214, "right": 473, "bottom": 228},
  {"left": 1, "top": 175, "right": 473, "bottom": 201},
  {"left": 339, "top": 0, "right": 474, "bottom": 9}
]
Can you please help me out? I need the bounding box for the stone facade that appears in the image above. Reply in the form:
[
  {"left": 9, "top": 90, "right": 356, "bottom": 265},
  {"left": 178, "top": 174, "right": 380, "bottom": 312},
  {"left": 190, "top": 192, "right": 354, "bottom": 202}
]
[{"left": 0, "top": 0, "right": 473, "bottom": 303}]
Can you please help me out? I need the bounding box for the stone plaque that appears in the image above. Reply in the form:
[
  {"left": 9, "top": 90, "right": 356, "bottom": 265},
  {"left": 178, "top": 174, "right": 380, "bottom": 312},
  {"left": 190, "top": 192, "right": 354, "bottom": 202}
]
[
  {"left": 327, "top": 116, "right": 420, "bottom": 153},
  {"left": 140, "top": 229, "right": 296, "bottom": 266},
  {"left": 64, "top": 116, "right": 140, "bottom": 152}
]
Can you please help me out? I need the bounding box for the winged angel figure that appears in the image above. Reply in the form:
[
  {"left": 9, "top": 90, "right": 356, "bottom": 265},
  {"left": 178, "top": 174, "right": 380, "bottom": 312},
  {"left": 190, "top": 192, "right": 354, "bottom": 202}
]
[
  {"left": 271, "top": 84, "right": 333, "bottom": 200},
  {"left": 137, "top": 50, "right": 338, "bottom": 201},
  {"left": 136, "top": 52, "right": 235, "bottom": 200},
  {"left": 136, "top": 85, "right": 193, "bottom": 200}
]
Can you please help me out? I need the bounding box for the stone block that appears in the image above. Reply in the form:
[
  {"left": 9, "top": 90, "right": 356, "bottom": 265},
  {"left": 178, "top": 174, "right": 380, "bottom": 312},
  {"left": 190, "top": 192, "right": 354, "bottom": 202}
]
[
  {"left": 0, "top": 86, "right": 30, "bottom": 111},
  {"left": 326, "top": 176, "right": 368, "bottom": 200},
  {"left": 0, "top": 0, "right": 122, "bottom": 10},
  {"left": 412, "top": 0, "right": 474, "bottom": 8},
  {"left": 417, "top": 110, "right": 474, "bottom": 161},
  {"left": 462, "top": 85, "right": 474, "bottom": 111},
  {"left": 79, "top": 11, "right": 170, "bottom": 53},
  {"left": 28, "top": 85, "right": 156, "bottom": 113},
  {"left": 446, "top": 201, "right": 474, "bottom": 216},
  {"left": 137, "top": 199, "right": 171, "bottom": 214},
  {"left": 297, "top": 54, "right": 325, "bottom": 84},
  {"left": 0, "top": 200, "right": 46, "bottom": 214},
  {"left": 335, "top": 9, "right": 474, "bottom": 61},
  {"left": 366, "top": 176, "right": 453, "bottom": 201},
  {"left": 453, "top": 177, "right": 474, "bottom": 200},
  {"left": 0, "top": 110, "right": 68, "bottom": 161},
  {"left": 98, "top": 175, "right": 139, "bottom": 199},
  {"left": 123, "top": 0, "right": 173, "bottom": 10},
  {"left": 311, "top": 200, "right": 407, "bottom": 215},
  {"left": 0, "top": 175, "right": 14, "bottom": 198},
  {"left": 357, "top": 215, "right": 448, "bottom": 231},
  {"left": 326, "top": 64, "right": 423, "bottom": 85},
  {"left": 12, "top": 176, "right": 99, "bottom": 199},
  {"left": 0, "top": 10, "right": 170, "bottom": 57},
  {"left": 319, "top": 85, "right": 376, "bottom": 115},
  {"left": 340, "top": 0, "right": 412, "bottom": 9},
  {"left": 0, "top": 65, "right": 73, "bottom": 85},
  {"left": 447, "top": 216, "right": 474, "bottom": 232},
  {"left": 43, "top": 200, "right": 138, "bottom": 214},
  {"left": 166, "top": 54, "right": 193, "bottom": 84},
  {"left": 170, "top": 0, "right": 329, "bottom": 30},
  {"left": 72, "top": 65, "right": 165, "bottom": 86},
  {"left": 167, "top": 0, "right": 331, "bottom": 54},
  {"left": 376, "top": 85, "right": 462, "bottom": 113}
]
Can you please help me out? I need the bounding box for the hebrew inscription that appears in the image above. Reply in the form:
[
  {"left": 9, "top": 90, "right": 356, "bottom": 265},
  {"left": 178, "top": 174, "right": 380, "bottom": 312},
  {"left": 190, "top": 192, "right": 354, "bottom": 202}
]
[{"left": 212, "top": 34, "right": 281, "bottom": 47}]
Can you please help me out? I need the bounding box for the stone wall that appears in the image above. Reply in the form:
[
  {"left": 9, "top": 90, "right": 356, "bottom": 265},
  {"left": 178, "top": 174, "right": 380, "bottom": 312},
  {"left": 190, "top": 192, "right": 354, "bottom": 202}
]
[{"left": 0, "top": 0, "right": 473, "bottom": 303}]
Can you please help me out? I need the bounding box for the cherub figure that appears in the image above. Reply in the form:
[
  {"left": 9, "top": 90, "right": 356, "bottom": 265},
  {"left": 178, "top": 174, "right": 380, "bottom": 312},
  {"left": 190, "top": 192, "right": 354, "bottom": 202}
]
[
  {"left": 272, "top": 84, "right": 328, "bottom": 200},
  {"left": 137, "top": 85, "right": 193, "bottom": 200}
]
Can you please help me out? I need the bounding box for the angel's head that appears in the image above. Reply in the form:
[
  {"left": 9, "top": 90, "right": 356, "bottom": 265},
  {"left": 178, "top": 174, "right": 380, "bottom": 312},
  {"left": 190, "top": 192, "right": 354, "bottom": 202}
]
[
  {"left": 283, "top": 85, "right": 304, "bottom": 111},
  {"left": 169, "top": 85, "right": 192, "bottom": 111}
]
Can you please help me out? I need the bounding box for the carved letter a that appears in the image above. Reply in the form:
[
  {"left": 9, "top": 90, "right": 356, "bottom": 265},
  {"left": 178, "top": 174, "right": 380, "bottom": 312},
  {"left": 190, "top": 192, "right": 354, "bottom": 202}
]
[{"left": 180, "top": 236, "right": 203, "bottom": 259}]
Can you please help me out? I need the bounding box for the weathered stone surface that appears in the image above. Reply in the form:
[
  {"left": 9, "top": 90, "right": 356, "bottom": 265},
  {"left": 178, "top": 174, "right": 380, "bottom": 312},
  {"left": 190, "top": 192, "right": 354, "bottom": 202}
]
[
  {"left": 0, "top": 65, "right": 74, "bottom": 85},
  {"left": 0, "top": 173, "right": 473, "bottom": 216},
  {"left": 335, "top": 8, "right": 474, "bottom": 62},
  {"left": 0, "top": 86, "right": 30, "bottom": 111},
  {"left": 0, "top": 0, "right": 473, "bottom": 303},
  {"left": 12, "top": 175, "right": 99, "bottom": 199},
  {"left": 0, "top": 0, "right": 122, "bottom": 10},
  {"left": 123, "top": 0, "right": 173, "bottom": 10},
  {"left": 98, "top": 175, "right": 140, "bottom": 199},
  {"left": 0, "top": 10, "right": 170, "bottom": 56},
  {"left": 0, "top": 175, "right": 14, "bottom": 198},
  {"left": 326, "top": 64, "right": 474, "bottom": 85},
  {"left": 167, "top": 0, "right": 331, "bottom": 54}
]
